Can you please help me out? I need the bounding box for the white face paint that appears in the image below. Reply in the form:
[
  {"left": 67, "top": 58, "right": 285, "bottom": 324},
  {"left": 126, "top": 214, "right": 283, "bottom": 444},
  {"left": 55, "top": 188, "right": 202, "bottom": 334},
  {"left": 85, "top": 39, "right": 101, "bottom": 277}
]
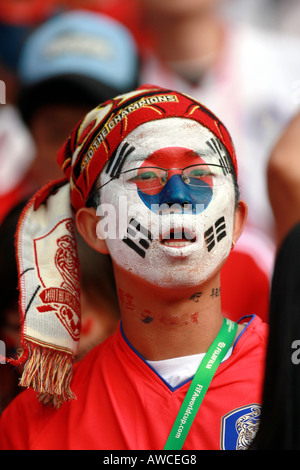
[{"left": 97, "top": 118, "right": 236, "bottom": 288}]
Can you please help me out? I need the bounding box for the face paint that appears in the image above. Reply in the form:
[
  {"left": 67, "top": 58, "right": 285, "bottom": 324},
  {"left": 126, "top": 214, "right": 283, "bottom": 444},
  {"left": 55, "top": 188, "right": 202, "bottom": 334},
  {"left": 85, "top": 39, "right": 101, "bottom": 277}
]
[
  {"left": 135, "top": 147, "right": 213, "bottom": 214},
  {"left": 98, "top": 118, "right": 236, "bottom": 288}
]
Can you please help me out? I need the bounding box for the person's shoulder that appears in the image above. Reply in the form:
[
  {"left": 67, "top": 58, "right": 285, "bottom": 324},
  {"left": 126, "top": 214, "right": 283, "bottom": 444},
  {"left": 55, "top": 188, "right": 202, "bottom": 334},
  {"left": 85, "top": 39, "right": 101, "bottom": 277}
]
[
  {"left": 227, "top": 316, "right": 268, "bottom": 376},
  {"left": 244, "top": 313, "right": 268, "bottom": 333},
  {"left": 237, "top": 315, "right": 268, "bottom": 349},
  {"left": 249, "top": 314, "right": 268, "bottom": 340}
]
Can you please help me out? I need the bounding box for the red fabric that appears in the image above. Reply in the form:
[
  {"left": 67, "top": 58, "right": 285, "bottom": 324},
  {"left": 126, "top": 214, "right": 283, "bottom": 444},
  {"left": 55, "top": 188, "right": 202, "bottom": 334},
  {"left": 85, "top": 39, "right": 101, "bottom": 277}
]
[
  {"left": 0, "top": 316, "right": 267, "bottom": 450},
  {"left": 222, "top": 250, "right": 270, "bottom": 323}
]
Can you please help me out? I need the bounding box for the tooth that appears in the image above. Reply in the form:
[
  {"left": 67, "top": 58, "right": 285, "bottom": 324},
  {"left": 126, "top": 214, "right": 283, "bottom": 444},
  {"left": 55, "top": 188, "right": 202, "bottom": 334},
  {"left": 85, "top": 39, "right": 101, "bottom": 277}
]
[{"left": 164, "top": 240, "right": 192, "bottom": 247}]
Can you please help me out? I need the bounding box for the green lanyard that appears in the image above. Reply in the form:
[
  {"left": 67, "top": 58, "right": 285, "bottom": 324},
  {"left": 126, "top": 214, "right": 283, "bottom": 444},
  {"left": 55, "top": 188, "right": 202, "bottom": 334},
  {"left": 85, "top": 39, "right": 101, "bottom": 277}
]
[{"left": 164, "top": 317, "right": 238, "bottom": 450}]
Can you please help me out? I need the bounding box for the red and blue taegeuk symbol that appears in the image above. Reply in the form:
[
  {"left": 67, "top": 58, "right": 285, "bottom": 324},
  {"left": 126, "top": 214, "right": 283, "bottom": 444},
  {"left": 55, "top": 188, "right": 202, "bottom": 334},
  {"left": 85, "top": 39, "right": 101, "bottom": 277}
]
[{"left": 133, "top": 147, "right": 214, "bottom": 214}]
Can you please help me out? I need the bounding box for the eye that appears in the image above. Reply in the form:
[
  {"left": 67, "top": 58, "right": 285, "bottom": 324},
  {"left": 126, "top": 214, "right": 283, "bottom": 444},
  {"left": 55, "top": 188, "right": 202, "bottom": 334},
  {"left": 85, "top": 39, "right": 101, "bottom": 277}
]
[
  {"left": 186, "top": 169, "right": 214, "bottom": 180},
  {"left": 183, "top": 165, "right": 215, "bottom": 187},
  {"left": 183, "top": 165, "right": 226, "bottom": 187},
  {"left": 125, "top": 168, "right": 166, "bottom": 191},
  {"left": 131, "top": 170, "right": 160, "bottom": 181}
]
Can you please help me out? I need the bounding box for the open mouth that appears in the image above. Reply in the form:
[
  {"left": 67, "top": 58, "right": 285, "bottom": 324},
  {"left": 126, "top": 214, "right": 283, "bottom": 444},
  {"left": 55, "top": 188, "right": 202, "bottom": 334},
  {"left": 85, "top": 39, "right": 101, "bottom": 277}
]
[{"left": 160, "top": 229, "right": 196, "bottom": 248}]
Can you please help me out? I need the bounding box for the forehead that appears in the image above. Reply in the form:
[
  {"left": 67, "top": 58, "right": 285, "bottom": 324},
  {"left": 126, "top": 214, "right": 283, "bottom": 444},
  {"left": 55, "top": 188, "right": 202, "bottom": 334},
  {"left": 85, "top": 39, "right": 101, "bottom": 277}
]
[
  {"left": 119, "top": 117, "right": 223, "bottom": 166},
  {"left": 100, "top": 117, "right": 234, "bottom": 189}
]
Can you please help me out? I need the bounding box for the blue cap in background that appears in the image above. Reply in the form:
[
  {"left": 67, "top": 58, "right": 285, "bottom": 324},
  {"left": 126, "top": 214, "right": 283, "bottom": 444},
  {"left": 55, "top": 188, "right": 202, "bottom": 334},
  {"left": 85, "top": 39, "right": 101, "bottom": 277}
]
[{"left": 18, "top": 10, "right": 138, "bottom": 91}]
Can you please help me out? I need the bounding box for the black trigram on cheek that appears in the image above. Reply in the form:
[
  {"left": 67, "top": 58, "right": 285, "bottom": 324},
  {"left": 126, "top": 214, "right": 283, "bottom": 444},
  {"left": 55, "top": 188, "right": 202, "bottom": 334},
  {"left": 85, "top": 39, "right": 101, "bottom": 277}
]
[
  {"left": 206, "top": 138, "right": 232, "bottom": 175},
  {"left": 123, "top": 218, "right": 153, "bottom": 258},
  {"left": 204, "top": 226, "right": 215, "bottom": 252},
  {"left": 105, "top": 142, "right": 135, "bottom": 179},
  {"left": 204, "top": 216, "right": 227, "bottom": 252}
]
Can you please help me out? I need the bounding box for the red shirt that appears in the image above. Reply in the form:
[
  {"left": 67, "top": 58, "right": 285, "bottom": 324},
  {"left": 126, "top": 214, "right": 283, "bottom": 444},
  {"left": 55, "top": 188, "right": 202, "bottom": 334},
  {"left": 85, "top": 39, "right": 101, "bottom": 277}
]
[{"left": 0, "top": 315, "right": 267, "bottom": 450}]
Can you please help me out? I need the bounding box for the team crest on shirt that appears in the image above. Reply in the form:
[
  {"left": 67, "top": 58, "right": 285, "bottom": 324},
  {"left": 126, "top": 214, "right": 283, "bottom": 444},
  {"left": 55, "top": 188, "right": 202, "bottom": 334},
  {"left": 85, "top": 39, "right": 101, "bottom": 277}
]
[{"left": 220, "top": 404, "right": 261, "bottom": 450}]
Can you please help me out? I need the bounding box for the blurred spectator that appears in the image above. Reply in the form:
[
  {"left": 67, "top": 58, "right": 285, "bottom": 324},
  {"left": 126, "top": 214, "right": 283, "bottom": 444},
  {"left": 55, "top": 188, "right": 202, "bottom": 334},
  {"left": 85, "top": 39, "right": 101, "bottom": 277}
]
[
  {"left": 267, "top": 111, "right": 300, "bottom": 247},
  {"left": 0, "top": 105, "right": 35, "bottom": 223},
  {"left": 16, "top": 10, "right": 138, "bottom": 187},
  {"left": 0, "top": 10, "right": 138, "bottom": 221},
  {"left": 0, "top": 12, "right": 38, "bottom": 225},
  {"left": 0, "top": 201, "right": 26, "bottom": 415},
  {"left": 270, "top": 0, "right": 300, "bottom": 37}
]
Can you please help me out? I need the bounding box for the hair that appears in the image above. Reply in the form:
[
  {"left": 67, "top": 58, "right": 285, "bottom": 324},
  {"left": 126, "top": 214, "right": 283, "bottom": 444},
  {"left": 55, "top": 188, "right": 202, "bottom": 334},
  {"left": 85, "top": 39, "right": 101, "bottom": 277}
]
[
  {"left": 250, "top": 220, "right": 300, "bottom": 450},
  {"left": 86, "top": 176, "right": 102, "bottom": 209},
  {"left": 228, "top": 155, "right": 240, "bottom": 207}
]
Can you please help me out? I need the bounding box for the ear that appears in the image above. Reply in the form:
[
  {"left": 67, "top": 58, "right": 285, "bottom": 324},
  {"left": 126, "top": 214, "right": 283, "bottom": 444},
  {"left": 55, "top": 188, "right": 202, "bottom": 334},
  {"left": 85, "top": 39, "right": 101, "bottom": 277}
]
[
  {"left": 232, "top": 200, "right": 248, "bottom": 246},
  {"left": 76, "top": 207, "right": 110, "bottom": 254}
]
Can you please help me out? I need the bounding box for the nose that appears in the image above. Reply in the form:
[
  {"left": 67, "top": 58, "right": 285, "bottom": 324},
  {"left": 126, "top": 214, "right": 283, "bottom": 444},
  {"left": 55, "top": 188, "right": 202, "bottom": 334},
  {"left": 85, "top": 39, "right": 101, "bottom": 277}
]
[
  {"left": 160, "top": 174, "right": 192, "bottom": 207},
  {"left": 137, "top": 174, "right": 213, "bottom": 214}
]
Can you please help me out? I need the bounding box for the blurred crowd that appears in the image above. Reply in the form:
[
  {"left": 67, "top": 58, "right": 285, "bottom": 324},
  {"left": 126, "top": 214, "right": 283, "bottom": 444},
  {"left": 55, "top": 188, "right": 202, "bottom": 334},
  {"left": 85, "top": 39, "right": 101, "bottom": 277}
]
[{"left": 1, "top": 0, "right": 300, "bottom": 448}]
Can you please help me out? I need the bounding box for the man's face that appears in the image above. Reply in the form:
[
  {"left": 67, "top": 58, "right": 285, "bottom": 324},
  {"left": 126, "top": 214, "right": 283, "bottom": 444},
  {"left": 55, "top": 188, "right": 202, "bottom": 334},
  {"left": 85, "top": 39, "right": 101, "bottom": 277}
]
[
  {"left": 30, "top": 104, "right": 91, "bottom": 183},
  {"left": 97, "top": 118, "right": 236, "bottom": 288}
]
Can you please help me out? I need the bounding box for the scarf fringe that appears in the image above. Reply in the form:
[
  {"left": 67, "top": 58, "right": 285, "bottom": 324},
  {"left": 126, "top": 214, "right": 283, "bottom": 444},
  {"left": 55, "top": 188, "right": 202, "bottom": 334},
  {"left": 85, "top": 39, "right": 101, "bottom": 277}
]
[{"left": 19, "top": 341, "right": 76, "bottom": 409}]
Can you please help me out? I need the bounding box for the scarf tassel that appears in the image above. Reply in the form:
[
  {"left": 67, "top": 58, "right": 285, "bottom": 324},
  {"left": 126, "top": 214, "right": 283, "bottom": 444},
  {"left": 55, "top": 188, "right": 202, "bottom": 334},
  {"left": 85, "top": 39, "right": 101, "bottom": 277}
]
[{"left": 19, "top": 341, "right": 76, "bottom": 409}]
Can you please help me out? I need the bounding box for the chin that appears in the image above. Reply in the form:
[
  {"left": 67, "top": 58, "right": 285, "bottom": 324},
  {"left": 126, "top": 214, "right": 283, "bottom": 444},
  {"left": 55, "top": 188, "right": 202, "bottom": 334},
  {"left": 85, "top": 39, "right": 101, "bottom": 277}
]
[
  {"left": 109, "top": 229, "right": 231, "bottom": 291},
  {"left": 116, "top": 253, "right": 221, "bottom": 291}
]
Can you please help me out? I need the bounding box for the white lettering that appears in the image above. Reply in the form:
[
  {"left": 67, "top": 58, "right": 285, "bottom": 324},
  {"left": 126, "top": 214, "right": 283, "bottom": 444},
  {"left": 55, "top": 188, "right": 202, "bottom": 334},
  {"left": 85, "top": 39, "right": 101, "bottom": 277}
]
[
  {"left": 291, "top": 340, "right": 300, "bottom": 365},
  {"left": 0, "top": 340, "right": 6, "bottom": 364},
  {"left": 103, "top": 454, "right": 138, "bottom": 467},
  {"left": 84, "top": 94, "right": 179, "bottom": 165}
]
